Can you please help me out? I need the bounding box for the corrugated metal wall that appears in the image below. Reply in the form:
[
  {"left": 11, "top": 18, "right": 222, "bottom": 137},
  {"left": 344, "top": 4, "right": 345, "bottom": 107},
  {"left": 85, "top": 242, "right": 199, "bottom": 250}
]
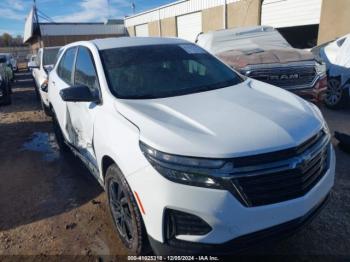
[
  {"left": 40, "top": 24, "right": 125, "bottom": 36},
  {"left": 125, "top": 0, "right": 240, "bottom": 27},
  {"left": 126, "top": 0, "right": 324, "bottom": 29},
  {"left": 261, "top": 0, "right": 322, "bottom": 28}
]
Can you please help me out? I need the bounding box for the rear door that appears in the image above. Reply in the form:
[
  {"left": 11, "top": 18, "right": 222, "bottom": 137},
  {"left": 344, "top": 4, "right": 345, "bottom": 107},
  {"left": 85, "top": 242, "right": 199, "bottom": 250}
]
[{"left": 48, "top": 46, "right": 78, "bottom": 141}]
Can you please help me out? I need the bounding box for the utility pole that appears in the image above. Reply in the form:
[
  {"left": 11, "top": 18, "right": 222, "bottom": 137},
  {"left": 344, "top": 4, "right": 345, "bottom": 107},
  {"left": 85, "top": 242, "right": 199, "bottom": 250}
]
[
  {"left": 107, "top": 0, "right": 110, "bottom": 20},
  {"left": 223, "top": 0, "right": 227, "bottom": 29},
  {"left": 131, "top": 2, "right": 136, "bottom": 14},
  {"left": 259, "top": 0, "right": 264, "bottom": 25},
  {"left": 32, "top": 0, "right": 42, "bottom": 48}
]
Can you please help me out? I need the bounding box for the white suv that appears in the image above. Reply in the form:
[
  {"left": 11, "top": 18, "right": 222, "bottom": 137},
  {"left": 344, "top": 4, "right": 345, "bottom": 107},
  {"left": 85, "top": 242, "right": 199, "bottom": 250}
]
[
  {"left": 32, "top": 46, "right": 61, "bottom": 115},
  {"left": 48, "top": 37, "right": 335, "bottom": 255}
]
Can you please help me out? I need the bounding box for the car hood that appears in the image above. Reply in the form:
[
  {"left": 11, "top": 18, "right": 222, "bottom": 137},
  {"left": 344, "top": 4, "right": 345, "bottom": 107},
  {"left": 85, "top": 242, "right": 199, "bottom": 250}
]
[
  {"left": 114, "top": 79, "right": 322, "bottom": 158},
  {"left": 216, "top": 48, "right": 315, "bottom": 69}
]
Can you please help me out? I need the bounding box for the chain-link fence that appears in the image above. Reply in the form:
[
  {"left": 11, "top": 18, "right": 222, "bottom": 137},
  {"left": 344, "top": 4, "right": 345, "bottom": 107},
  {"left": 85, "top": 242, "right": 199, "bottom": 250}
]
[{"left": 0, "top": 46, "right": 31, "bottom": 70}]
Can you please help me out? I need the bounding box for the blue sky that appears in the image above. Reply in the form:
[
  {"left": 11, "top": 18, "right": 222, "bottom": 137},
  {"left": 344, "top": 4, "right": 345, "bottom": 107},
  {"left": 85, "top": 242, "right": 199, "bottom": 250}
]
[{"left": 0, "top": 0, "right": 174, "bottom": 36}]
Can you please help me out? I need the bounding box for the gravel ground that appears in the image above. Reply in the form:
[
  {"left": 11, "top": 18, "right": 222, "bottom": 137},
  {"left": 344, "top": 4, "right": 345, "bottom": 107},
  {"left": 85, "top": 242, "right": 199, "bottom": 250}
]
[{"left": 0, "top": 71, "right": 349, "bottom": 260}]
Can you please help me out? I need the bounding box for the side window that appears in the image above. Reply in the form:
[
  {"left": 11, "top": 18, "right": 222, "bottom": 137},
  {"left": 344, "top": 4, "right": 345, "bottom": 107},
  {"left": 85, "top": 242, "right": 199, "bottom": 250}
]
[
  {"left": 55, "top": 49, "right": 64, "bottom": 67},
  {"left": 74, "top": 47, "right": 99, "bottom": 95},
  {"left": 57, "top": 47, "right": 77, "bottom": 85},
  {"left": 337, "top": 38, "right": 346, "bottom": 47}
]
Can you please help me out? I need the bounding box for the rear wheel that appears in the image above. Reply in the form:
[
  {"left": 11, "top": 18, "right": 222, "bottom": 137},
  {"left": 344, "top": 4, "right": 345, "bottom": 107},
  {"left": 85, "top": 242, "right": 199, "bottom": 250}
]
[
  {"left": 105, "top": 164, "right": 149, "bottom": 255},
  {"left": 325, "top": 77, "right": 349, "bottom": 109}
]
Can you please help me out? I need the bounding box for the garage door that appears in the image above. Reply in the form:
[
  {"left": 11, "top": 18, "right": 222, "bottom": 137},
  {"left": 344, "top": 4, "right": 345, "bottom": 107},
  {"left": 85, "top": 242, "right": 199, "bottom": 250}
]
[
  {"left": 262, "top": 0, "right": 322, "bottom": 28},
  {"left": 135, "top": 24, "right": 149, "bottom": 37},
  {"left": 177, "top": 12, "right": 202, "bottom": 42}
]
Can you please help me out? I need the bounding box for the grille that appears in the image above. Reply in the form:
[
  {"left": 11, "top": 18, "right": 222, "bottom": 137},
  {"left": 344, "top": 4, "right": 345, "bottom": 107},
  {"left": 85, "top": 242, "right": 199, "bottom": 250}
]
[
  {"left": 229, "top": 130, "right": 330, "bottom": 207},
  {"left": 246, "top": 66, "right": 317, "bottom": 89}
]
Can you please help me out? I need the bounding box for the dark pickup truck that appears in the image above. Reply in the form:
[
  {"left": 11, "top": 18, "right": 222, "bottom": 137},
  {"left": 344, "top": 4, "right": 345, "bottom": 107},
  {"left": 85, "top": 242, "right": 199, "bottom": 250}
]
[{"left": 196, "top": 26, "right": 327, "bottom": 102}]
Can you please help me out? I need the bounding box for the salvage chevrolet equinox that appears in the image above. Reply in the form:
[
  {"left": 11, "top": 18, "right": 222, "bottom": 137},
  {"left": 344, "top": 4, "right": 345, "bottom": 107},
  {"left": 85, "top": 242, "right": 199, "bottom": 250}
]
[{"left": 48, "top": 37, "right": 335, "bottom": 255}]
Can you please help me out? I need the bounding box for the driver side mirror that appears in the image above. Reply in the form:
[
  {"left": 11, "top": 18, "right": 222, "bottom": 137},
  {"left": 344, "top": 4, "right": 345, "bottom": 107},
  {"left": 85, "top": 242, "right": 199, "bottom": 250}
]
[{"left": 60, "top": 85, "right": 100, "bottom": 103}]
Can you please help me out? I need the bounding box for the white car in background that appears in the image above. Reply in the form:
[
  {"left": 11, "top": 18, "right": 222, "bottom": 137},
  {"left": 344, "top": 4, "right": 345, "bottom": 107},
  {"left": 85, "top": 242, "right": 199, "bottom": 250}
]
[
  {"left": 48, "top": 37, "right": 335, "bottom": 255},
  {"left": 27, "top": 54, "right": 37, "bottom": 73},
  {"left": 313, "top": 34, "right": 350, "bottom": 108},
  {"left": 31, "top": 46, "right": 61, "bottom": 115},
  {"left": 319, "top": 34, "right": 348, "bottom": 65}
]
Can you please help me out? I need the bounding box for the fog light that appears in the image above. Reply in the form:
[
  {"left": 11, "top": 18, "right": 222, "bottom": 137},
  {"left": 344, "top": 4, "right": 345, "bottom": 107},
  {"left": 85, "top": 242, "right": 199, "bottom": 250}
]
[{"left": 164, "top": 209, "right": 212, "bottom": 240}]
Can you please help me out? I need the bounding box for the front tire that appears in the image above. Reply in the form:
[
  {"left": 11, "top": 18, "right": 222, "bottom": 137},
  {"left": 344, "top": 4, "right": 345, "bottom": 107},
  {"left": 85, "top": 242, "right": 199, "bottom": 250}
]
[
  {"left": 325, "top": 77, "right": 349, "bottom": 109},
  {"left": 41, "top": 99, "right": 52, "bottom": 116},
  {"left": 105, "top": 164, "right": 149, "bottom": 255},
  {"left": 52, "top": 114, "right": 69, "bottom": 153}
]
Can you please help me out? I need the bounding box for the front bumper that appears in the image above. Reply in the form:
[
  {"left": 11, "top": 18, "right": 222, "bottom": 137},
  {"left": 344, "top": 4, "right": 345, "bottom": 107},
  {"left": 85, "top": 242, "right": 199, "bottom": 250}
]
[
  {"left": 148, "top": 193, "right": 330, "bottom": 255},
  {"left": 127, "top": 145, "right": 335, "bottom": 255}
]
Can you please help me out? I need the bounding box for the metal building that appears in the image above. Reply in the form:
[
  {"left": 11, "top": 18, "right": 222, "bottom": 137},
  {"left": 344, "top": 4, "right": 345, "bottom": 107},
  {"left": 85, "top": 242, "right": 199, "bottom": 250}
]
[
  {"left": 125, "top": 0, "right": 350, "bottom": 48},
  {"left": 23, "top": 7, "right": 126, "bottom": 52}
]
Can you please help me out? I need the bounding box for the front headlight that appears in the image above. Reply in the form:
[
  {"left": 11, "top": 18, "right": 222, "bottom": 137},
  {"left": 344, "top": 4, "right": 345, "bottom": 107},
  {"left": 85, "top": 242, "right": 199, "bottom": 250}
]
[
  {"left": 309, "top": 102, "right": 330, "bottom": 135},
  {"left": 315, "top": 62, "right": 326, "bottom": 77},
  {"left": 140, "top": 142, "right": 228, "bottom": 189}
]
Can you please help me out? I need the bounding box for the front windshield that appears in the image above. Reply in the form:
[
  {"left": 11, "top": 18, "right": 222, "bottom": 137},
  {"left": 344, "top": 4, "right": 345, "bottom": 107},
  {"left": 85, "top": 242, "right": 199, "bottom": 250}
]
[
  {"left": 100, "top": 44, "right": 242, "bottom": 99},
  {"left": 43, "top": 48, "right": 60, "bottom": 66}
]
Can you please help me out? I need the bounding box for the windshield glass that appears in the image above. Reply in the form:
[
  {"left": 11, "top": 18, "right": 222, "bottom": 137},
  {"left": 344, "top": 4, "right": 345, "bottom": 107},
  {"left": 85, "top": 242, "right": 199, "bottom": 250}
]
[
  {"left": 100, "top": 44, "right": 242, "bottom": 99},
  {"left": 43, "top": 48, "right": 60, "bottom": 66}
]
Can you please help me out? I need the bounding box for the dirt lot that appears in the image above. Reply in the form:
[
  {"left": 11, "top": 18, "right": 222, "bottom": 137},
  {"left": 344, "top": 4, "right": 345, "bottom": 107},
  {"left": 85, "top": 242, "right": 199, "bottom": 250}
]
[{"left": 0, "top": 71, "right": 350, "bottom": 259}]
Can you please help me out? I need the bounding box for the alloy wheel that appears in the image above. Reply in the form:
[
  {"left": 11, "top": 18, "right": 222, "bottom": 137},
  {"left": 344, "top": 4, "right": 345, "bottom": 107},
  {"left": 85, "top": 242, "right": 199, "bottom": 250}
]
[
  {"left": 109, "top": 180, "right": 134, "bottom": 245},
  {"left": 325, "top": 78, "right": 343, "bottom": 106}
]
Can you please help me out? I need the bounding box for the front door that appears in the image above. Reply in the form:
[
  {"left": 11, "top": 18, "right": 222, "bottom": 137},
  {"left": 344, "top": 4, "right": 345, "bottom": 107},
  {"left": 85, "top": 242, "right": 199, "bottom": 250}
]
[{"left": 67, "top": 46, "right": 101, "bottom": 165}]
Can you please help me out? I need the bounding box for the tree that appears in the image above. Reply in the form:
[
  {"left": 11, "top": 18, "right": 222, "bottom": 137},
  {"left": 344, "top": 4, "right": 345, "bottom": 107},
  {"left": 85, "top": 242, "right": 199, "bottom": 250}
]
[
  {"left": 2, "top": 33, "right": 12, "bottom": 47},
  {"left": 0, "top": 33, "right": 24, "bottom": 47}
]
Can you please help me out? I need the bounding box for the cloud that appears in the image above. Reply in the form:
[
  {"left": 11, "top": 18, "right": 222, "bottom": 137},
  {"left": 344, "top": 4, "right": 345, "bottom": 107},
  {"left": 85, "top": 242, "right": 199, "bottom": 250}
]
[
  {"left": 0, "top": 8, "right": 26, "bottom": 21},
  {"left": 53, "top": 0, "right": 129, "bottom": 23},
  {"left": 0, "top": 0, "right": 30, "bottom": 21},
  {"left": 7, "top": 0, "right": 25, "bottom": 11}
]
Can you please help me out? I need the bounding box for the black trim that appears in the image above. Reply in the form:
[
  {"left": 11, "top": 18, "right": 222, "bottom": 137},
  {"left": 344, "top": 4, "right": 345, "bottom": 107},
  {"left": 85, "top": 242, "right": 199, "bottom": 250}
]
[
  {"left": 163, "top": 209, "right": 212, "bottom": 239},
  {"left": 233, "top": 130, "right": 326, "bottom": 167},
  {"left": 148, "top": 193, "right": 330, "bottom": 255},
  {"left": 231, "top": 143, "right": 330, "bottom": 207}
]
